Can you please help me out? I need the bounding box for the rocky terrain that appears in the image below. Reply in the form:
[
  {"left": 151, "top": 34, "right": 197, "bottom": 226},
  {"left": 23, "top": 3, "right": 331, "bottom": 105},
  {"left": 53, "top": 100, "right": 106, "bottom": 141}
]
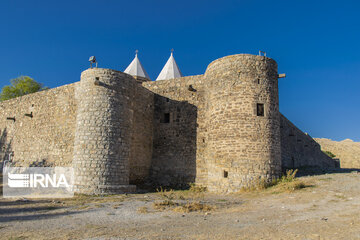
[{"left": 315, "top": 138, "right": 360, "bottom": 169}]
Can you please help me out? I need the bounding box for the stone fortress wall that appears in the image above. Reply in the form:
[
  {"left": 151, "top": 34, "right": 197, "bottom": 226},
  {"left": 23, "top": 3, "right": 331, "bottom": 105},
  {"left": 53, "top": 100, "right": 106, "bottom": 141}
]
[
  {"left": 0, "top": 83, "right": 78, "bottom": 167},
  {"left": 142, "top": 75, "right": 207, "bottom": 188},
  {"left": 280, "top": 114, "right": 336, "bottom": 169},
  {"left": 0, "top": 53, "right": 337, "bottom": 194}
]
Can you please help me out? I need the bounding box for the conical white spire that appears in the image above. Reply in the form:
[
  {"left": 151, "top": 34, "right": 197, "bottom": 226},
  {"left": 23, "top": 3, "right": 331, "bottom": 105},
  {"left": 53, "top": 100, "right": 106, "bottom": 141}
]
[
  {"left": 124, "top": 50, "right": 150, "bottom": 79},
  {"left": 156, "top": 50, "right": 183, "bottom": 81}
]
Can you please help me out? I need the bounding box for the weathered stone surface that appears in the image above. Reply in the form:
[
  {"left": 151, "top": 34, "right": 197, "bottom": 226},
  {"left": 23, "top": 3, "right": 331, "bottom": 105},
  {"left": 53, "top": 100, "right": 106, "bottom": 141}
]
[
  {"left": 143, "top": 75, "right": 206, "bottom": 188},
  {"left": 0, "top": 83, "right": 77, "bottom": 167},
  {"left": 204, "top": 55, "right": 282, "bottom": 192},
  {"left": 130, "top": 79, "right": 154, "bottom": 184},
  {"left": 73, "top": 68, "right": 137, "bottom": 194}
]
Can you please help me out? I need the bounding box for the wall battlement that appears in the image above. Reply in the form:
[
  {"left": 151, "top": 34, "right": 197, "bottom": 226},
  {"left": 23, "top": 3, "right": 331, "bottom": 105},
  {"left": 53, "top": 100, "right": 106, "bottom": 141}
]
[{"left": 0, "top": 54, "right": 336, "bottom": 194}]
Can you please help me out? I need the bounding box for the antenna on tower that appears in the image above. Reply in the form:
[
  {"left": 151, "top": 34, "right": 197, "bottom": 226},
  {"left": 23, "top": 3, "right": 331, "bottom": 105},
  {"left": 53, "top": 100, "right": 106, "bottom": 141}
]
[
  {"left": 135, "top": 49, "right": 139, "bottom": 56},
  {"left": 171, "top": 48, "right": 174, "bottom": 55}
]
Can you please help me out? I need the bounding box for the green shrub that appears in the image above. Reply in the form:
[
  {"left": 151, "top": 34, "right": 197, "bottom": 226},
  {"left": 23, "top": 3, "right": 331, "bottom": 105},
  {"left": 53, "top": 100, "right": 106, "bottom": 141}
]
[{"left": 323, "top": 151, "right": 336, "bottom": 158}]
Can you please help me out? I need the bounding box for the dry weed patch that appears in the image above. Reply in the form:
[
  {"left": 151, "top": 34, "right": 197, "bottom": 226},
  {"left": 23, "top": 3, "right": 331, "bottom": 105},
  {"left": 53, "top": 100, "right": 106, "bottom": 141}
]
[
  {"left": 271, "top": 179, "right": 309, "bottom": 192},
  {"left": 188, "top": 183, "right": 207, "bottom": 193},
  {"left": 239, "top": 169, "right": 313, "bottom": 193},
  {"left": 173, "top": 201, "right": 215, "bottom": 213},
  {"left": 153, "top": 199, "right": 215, "bottom": 213},
  {"left": 156, "top": 184, "right": 207, "bottom": 201},
  {"left": 153, "top": 200, "right": 177, "bottom": 210},
  {"left": 137, "top": 206, "right": 149, "bottom": 213}
]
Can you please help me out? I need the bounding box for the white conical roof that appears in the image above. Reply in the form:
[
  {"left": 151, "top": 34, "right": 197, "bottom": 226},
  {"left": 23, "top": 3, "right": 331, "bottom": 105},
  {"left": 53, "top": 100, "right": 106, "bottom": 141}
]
[
  {"left": 124, "top": 51, "right": 150, "bottom": 79},
  {"left": 156, "top": 51, "right": 183, "bottom": 80}
]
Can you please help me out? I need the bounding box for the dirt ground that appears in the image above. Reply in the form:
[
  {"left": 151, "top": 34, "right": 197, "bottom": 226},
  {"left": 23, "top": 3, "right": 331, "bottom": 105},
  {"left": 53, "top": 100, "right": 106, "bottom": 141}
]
[{"left": 0, "top": 171, "right": 360, "bottom": 240}]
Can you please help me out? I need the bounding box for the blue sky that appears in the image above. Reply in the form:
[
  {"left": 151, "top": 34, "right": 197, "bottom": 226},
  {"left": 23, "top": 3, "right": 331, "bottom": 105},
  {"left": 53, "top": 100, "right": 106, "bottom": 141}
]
[{"left": 0, "top": 0, "right": 359, "bottom": 141}]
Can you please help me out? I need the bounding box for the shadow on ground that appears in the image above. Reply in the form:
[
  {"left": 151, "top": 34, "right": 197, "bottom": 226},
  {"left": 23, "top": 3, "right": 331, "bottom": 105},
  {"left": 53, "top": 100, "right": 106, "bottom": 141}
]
[
  {"left": 0, "top": 210, "right": 82, "bottom": 223},
  {"left": 294, "top": 166, "right": 360, "bottom": 177},
  {"left": 0, "top": 200, "right": 83, "bottom": 223}
]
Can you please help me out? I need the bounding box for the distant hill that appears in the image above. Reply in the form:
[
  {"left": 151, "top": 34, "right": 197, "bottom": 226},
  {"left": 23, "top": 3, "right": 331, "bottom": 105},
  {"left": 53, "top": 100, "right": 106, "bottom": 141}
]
[{"left": 314, "top": 138, "right": 360, "bottom": 169}]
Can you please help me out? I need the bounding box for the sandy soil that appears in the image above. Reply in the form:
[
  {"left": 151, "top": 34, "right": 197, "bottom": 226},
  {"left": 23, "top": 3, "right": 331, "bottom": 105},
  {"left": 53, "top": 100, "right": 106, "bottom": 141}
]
[{"left": 1, "top": 171, "right": 360, "bottom": 240}]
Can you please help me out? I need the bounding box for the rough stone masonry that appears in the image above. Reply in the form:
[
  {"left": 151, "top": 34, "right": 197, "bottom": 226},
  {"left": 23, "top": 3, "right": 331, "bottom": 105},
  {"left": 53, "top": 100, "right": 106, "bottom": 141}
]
[{"left": 0, "top": 54, "right": 337, "bottom": 194}]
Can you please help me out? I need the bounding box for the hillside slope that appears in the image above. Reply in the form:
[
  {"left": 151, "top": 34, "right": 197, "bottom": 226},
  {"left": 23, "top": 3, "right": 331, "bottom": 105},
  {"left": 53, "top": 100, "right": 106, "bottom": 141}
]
[{"left": 314, "top": 138, "right": 360, "bottom": 169}]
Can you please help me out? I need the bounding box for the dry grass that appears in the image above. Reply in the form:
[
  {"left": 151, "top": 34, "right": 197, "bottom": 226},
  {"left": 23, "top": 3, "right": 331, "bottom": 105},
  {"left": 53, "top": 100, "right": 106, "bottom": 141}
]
[
  {"left": 188, "top": 183, "right": 207, "bottom": 193},
  {"left": 155, "top": 183, "right": 207, "bottom": 201},
  {"left": 156, "top": 187, "right": 176, "bottom": 200},
  {"left": 239, "top": 178, "right": 272, "bottom": 192},
  {"left": 271, "top": 179, "right": 309, "bottom": 192},
  {"left": 173, "top": 202, "right": 215, "bottom": 213},
  {"left": 137, "top": 206, "right": 149, "bottom": 213},
  {"left": 153, "top": 200, "right": 177, "bottom": 210},
  {"left": 153, "top": 199, "right": 215, "bottom": 213},
  {"left": 280, "top": 169, "right": 298, "bottom": 182},
  {"left": 239, "top": 169, "right": 312, "bottom": 193}
]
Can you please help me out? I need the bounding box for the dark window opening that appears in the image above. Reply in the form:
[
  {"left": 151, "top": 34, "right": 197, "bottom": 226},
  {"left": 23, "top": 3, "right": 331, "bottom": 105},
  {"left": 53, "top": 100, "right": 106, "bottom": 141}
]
[
  {"left": 163, "top": 113, "right": 170, "bottom": 123},
  {"left": 257, "top": 79, "right": 261, "bottom": 84},
  {"left": 94, "top": 77, "right": 100, "bottom": 86},
  {"left": 188, "top": 85, "right": 197, "bottom": 92},
  {"left": 223, "top": 170, "right": 228, "bottom": 178},
  {"left": 257, "top": 103, "right": 264, "bottom": 116}
]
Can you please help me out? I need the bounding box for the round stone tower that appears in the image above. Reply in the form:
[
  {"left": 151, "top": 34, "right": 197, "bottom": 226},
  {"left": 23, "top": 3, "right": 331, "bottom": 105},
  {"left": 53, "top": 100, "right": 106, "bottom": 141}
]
[
  {"left": 73, "top": 68, "right": 136, "bottom": 194},
  {"left": 204, "top": 54, "right": 281, "bottom": 192}
]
